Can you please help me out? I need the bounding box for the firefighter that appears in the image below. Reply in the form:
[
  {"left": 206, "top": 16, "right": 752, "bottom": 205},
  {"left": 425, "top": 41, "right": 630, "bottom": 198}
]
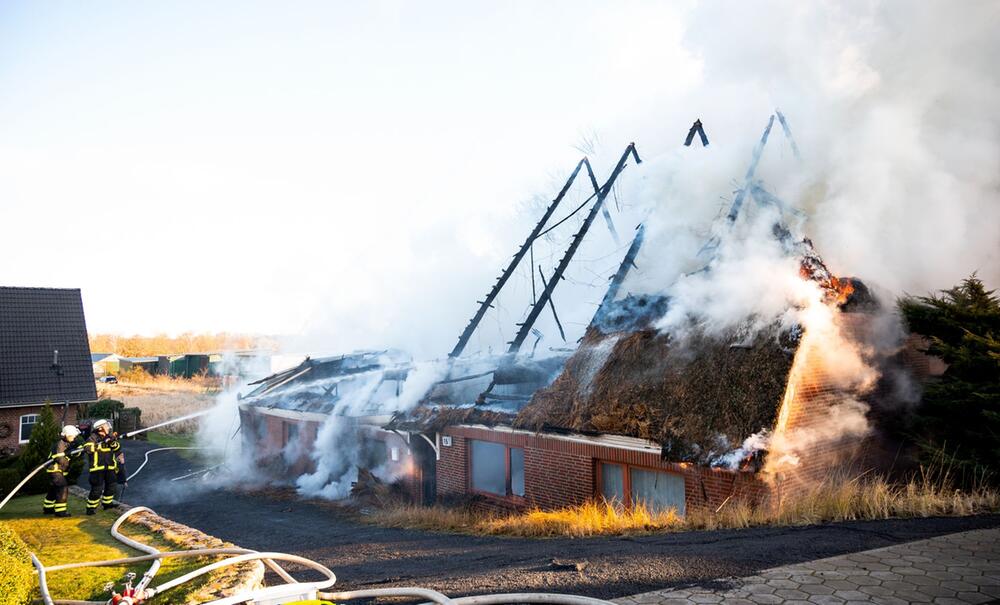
[
  {"left": 115, "top": 451, "right": 128, "bottom": 490},
  {"left": 83, "top": 419, "right": 121, "bottom": 515},
  {"left": 43, "top": 425, "right": 81, "bottom": 517}
]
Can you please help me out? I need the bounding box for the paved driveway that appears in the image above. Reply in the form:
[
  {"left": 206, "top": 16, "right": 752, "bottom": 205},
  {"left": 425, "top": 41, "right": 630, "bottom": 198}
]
[{"left": 615, "top": 527, "right": 1000, "bottom": 604}]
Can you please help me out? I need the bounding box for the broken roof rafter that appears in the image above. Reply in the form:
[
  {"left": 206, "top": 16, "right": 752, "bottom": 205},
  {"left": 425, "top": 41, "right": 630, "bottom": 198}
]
[
  {"left": 449, "top": 145, "right": 641, "bottom": 360},
  {"left": 506, "top": 143, "right": 642, "bottom": 354}
]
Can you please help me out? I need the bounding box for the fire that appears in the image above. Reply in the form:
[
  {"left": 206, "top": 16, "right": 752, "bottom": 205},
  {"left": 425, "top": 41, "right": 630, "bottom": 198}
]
[
  {"left": 763, "top": 260, "right": 877, "bottom": 485},
  {"left": 798, "top": 259, "right": 855, "bottom": 307}
]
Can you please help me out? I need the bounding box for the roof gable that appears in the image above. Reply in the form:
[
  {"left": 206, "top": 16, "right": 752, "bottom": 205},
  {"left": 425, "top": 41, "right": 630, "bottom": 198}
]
[{"left": 0, "top": 287, "right": 98, "bottom": 406}]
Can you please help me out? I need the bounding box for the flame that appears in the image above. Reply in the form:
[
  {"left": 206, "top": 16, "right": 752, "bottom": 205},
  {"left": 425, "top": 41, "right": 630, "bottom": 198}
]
[
  {"left": 798, "top": 263, "right": 855, "bottom": 307},
  {"left": 763, "top": 271, "right": 876, "bottom": 484}
]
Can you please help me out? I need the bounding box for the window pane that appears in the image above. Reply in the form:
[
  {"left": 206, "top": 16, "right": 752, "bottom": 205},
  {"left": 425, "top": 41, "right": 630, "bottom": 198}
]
[
  {"left": 470, "top": 440, "right": 506, "bottom": 495},
  {"left": 600, "top": 463, "right": 625, "bottom": 504},
  {"left": 20, "top": 416, "right": 37, "bottom": 442},
  {"left": 510, "top": 448, "right": 525, "bottom": 496},
  {"left": 630, "top": 468, "right": 685, "bottom": 515}
]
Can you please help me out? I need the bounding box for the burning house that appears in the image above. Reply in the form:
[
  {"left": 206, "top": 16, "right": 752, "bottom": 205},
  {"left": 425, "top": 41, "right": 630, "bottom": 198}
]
[{"left": 236, "top": 115, "right": 941, "bottom": 515}]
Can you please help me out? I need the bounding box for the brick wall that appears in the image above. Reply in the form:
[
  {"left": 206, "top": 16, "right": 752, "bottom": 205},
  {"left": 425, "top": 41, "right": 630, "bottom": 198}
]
[
  {"left": 770, "top": 312, "right": 943, "bottom": 494},
  {"left": 439, "top": 425, "right": 766, "bottom": 514},
  {"left": 242, "top": 408, "right": 418, "bottom": 497},
  {"left": 0, "top": 403, "right": 79, "bottom": 455},
  {"left": 437, "top": 433, "right": 468, "bottom": 497}
]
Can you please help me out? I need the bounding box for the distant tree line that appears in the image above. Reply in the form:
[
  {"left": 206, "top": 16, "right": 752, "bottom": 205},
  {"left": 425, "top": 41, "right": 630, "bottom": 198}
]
[{"left": 88, "top": 332, "right": 277, "bottom": 357}]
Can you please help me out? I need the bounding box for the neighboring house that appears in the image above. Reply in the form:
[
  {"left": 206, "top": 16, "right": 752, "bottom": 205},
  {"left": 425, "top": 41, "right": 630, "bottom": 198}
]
[
  {"left": 168, "top": 354, "right": 210, "bottom": 378},
  {"left": 120, "top": 356, "right": 162, "bottom": 375},
  {"left": 0, "top": 287, "right": 98, "bottom": 454},
  {"left": 92, "top": 352, "right": 125, "bottom": 377}
]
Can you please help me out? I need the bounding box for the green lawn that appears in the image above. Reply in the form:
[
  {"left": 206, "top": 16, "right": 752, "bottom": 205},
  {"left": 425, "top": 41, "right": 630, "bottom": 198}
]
[{"left": 0, "top": 494, "right": 216, "bottom": 603}]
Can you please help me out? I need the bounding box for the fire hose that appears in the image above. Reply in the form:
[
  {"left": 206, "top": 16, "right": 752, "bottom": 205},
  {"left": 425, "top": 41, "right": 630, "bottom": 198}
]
[
  {"left": 0, "top": 409, "right": 213, "bottom": 512},
  {"left": 33, "top": 507, "right": 619, "bottom": 605}
]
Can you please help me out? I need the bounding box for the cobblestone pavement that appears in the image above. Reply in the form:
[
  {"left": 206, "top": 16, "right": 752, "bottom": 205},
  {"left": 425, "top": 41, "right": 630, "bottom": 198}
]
[{"left": 615, "top": 528, "right": 1000, "bottom": 605}]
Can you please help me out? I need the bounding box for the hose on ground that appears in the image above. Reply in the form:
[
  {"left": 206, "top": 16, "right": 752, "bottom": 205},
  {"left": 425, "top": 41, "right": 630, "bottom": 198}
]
[
  {"left": 126, "top": 447, "right": 216, "bottom": 482},
  {"left": 319, "top": 588, "right": 454, "bottom": 605},
  {"left": 448, "top": 594, "right": 616, "bottom": 605},
  {"left": 148, "top": 551, "right": 337, "bottom": 600},
  {"left": 32, "top": 553, "right": 55, "bottom": 605},
  {"left": 111, "top": 507, "right": 161, "bottom": 592}
]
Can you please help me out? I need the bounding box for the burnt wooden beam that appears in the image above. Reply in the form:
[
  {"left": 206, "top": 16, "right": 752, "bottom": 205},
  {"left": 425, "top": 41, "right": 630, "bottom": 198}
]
[
  {"left": 537, "top": 265, "right": 566, "bottom": 342},
  {"left": 507, "top": 143, "right": 642, "bottom": 354},
  {"left": 590, "top": 223, "right": 646, "bottom": 328},
  {"left": 449, "top": 157, "right": 589, "bottom": 358}
]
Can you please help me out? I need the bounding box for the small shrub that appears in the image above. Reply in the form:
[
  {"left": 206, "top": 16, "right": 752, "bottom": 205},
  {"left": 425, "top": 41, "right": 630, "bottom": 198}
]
[
  {"left": 16, "top": 403, "right": 60, "bottom": 494},
  {"left": 0, "top": 522, "right": 33, "bottom": 605},
  {"left": 85, "top": 398, "right": 125, "bottom": 422},
  {"left": 0, "top": 469, "right": 20, "bottom": 498}
]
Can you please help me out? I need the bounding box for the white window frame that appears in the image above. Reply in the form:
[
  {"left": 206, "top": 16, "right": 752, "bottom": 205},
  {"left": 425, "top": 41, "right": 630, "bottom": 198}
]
[{"left": 19, "top": 414, "right": 39, "bottom": 444}]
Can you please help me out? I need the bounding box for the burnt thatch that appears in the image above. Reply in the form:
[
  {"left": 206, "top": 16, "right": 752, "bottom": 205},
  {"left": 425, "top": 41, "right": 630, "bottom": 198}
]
[
  {"left": 513, "top": 326, "right": 799, "bottom": 463},
  {"left": 385, "top": 405, "right": 513, "bottom": 433}
]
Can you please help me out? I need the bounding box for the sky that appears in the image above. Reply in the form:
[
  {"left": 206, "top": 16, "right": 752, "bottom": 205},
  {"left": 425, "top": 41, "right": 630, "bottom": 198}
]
[
  {"left": 2, "top": 1, "right": 997, "bottom": 359},
  {"left": 0, "top": 2, "right": 700, "bottom": 353}
]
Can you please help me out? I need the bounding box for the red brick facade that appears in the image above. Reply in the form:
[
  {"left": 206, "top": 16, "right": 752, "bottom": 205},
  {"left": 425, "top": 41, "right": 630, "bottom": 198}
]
[
  {"left": 438, "top": 425, "right": 766, "bottom": 514},
  {"left": 768, "top": 314, "right": 942, "bottom": 494},
  {"left": 0, "top": 403, "right": 79, "bottom": 455},
  {"left": 240, "top": 407, "right": 417, "bottom": 495}
]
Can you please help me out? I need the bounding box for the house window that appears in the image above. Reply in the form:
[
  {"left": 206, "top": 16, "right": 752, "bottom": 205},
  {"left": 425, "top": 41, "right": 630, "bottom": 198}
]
[
  {"left": 284, "top": 421, "right": 299, "bottom": 446},
  {"left": 599, "top": 462, "right": 685, "bottom": 515},
  {"left": 470, "top": 440, "right": 525, "bottom": 498},
  {"left": 599, "top": 462, "right": 625, "bottom": 505},
  {"left": 510, "top": 447, "right": 525, "bottom": 497},
  {"left": 19, "top": 414, "right": 39, "bottom": 443}
]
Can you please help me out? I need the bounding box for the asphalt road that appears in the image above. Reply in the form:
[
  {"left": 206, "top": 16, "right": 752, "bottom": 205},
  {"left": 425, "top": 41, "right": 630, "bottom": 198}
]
[{"left": 88, "top": 440, "right": 1000, "bottom": 600}]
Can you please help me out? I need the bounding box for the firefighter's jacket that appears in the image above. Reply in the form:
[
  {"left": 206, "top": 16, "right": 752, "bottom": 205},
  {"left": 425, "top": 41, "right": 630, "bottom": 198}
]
[
  {"left": 46, "top": 439, "right": 79, "bottom": 475},
  {"left": 83, "top": 433, "right": 121, "bottom": 472}
]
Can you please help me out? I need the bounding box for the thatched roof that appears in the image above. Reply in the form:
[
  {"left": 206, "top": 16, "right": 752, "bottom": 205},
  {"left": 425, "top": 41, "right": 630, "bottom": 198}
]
[
  {"left": 513, "top": 326, "right": 799, "bottom": 463},
  {"left": 384, "top": 405, "right": 513, "bottom": 433}
]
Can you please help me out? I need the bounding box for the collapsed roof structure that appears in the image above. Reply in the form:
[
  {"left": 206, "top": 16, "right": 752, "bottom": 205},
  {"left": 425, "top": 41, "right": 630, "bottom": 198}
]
[{"left": 238, "top": 113, "right": 922, "bottom": 513}]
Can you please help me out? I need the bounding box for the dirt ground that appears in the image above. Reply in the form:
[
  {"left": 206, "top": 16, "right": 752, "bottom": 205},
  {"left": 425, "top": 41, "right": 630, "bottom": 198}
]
[{"left": 101, "top": 440, "right": 1000, "bottom": 600}]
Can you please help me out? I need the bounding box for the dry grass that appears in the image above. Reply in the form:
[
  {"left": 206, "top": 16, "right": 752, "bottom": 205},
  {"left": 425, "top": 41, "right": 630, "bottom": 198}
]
[
  {"left": 115, "top": 369, "right": 223, "bottom": 393},
  {"left": 483, "top": 500, "right": 683, "bottom": 537},
  {"left": 369, "top": 472, "right": 1000, "bottom": 538},
  {"left": 369, "top": 504, "right": 481, "bottom": 533},
  {"left": 97, "top": 384, "right": 217, "bottom": 434}
]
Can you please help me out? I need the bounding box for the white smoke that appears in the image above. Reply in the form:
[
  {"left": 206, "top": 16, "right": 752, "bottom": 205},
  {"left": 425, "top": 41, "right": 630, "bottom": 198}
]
[
  {"left": 295, "top": 360, "right": 448, "bottom": 499},
  {"left": 625, "top": 0, "right": 999, "bottom": 299},
  {"left": 767, "top": 399, "right": 872, "bottom": 472}
]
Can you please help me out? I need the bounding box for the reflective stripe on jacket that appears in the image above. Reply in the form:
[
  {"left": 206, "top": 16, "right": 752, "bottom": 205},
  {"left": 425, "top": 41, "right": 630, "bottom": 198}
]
[
  {"left": 83, "top": 433, "right": 121, "bottom": 471},
  {"left": 46, "top": 439, "right": 76, "bottom": 474}
]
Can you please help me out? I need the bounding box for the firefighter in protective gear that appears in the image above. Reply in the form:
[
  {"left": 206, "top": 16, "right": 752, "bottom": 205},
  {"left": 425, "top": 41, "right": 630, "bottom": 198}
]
[
  {"left": 83, "top": 419, "right": 121, "bottom": 515},
  {"left": 43, "top": 425, "right": 81, "bottom": 517}
]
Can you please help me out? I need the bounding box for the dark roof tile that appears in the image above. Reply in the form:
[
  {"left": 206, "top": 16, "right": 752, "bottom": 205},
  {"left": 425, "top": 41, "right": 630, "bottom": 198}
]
[{"left": 0, "top": 287, "right": 98, "bottom": 406}]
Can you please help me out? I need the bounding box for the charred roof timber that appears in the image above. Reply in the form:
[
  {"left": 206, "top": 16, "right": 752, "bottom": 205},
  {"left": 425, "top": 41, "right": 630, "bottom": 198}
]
[
  {"left": 507, "top": 143, "right": 642, "bottom": 354},
  {"left": 590, "top": 223, "right": 646, "bottom": 329},
  {"left": 448, "top": 144, "right": 642, "bottom": 359},
  {"left": 698, "top": 111, "right": 801, "bottom": 259},
  {"left": 448, "top": 158, "right": 589, "bottom": 359},
  {"left": 684, "top": 119, "right": 709, "bottom": 147}
]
